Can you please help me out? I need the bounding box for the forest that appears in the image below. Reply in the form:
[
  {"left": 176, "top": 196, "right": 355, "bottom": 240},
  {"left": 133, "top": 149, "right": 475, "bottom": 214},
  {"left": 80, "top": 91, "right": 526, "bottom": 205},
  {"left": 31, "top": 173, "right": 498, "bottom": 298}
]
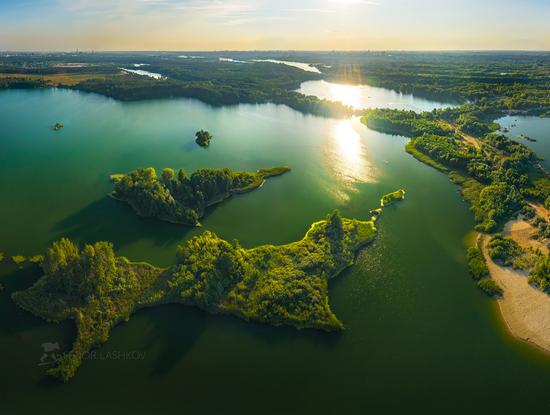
[
  {"left": 12, "top": 208, "right": 388, "bottom": 381},
  {"left": 110, "top": 166, "right": 290, "bottom": 226}
]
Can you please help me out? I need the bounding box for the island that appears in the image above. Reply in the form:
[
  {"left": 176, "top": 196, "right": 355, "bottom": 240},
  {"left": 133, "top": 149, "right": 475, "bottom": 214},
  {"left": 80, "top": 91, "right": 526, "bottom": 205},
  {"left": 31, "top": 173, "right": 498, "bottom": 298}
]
[
  {"left": 195, "top": 129, "right": 213, "bottom": 147},
  {"left": 12, "top": 199, "right": 403, "bottom": 381},
  {"left": 380, "top": 189, "right": 406, "bottom": 207},
  {"left": 109, "top": 166, "right": 291, "bottom": 226},
  {"left": 53, "top": 122, "right": 63, "bottom": 131}
]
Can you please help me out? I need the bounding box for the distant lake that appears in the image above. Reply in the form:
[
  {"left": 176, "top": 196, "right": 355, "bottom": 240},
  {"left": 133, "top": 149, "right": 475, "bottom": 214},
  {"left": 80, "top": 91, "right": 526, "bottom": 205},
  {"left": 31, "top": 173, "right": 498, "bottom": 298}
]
[
  {"left": 120, "top": 68, "right": 164, "bottom": 79},
  {"left": 298, "top": 79, "right": 458, "bottom": 112},
  {"left": 0, "top": 88, "right": 548, "bottom": 414},
  {"left": 253, "top": 59, "right": 321, "bottom": 73},
  {"left": 498, "top": 115, "right": 550, "bottom": 170}
]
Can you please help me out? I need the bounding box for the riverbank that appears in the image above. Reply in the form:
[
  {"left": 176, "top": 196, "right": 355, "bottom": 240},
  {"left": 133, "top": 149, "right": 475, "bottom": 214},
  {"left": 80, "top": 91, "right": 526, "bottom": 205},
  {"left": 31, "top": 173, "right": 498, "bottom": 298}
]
[{"left": 480, "top": 220, "right": 550, "bottom": 353}]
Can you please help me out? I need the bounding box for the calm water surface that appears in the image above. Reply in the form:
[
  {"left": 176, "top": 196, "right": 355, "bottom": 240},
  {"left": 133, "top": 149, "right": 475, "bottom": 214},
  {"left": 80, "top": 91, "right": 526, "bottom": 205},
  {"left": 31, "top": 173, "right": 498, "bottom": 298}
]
[
  {"left": 0, "top": 89, "right": 549, "bottom": 414},
  {"left": 299, "top": 79, "right": 458, "bottom": 112},
  {"left": 498, "top": 115, "right": 550, "bottom": 170}
]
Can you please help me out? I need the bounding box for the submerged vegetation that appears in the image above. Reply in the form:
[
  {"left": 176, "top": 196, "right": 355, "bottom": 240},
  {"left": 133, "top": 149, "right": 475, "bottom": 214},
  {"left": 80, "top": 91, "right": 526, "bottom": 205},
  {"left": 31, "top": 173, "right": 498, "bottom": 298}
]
[
  {"left": 110, "top": 166, "right": 290, "bottom": 226},
  {"left": 12, "top": 201, "right": 404, "bottom": 381}
]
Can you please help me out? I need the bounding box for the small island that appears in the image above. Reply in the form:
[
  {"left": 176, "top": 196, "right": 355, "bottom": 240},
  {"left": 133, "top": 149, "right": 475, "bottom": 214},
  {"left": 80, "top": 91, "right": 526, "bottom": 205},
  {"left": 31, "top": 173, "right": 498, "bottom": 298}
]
[
  {"left": 53, "top": 122, "right": 63, "bottom": 131},
  {"left": 380, "top": 189, "right": 406, "bottom": 206},
  {"left": 110, "top": 165, "right": 291, "bottom": 225},
  {"left": 195, "top": 129, "right": 212, "bottom": 147},
  {"left": 12, "top": 198, "right": 405, "bottom": 381}
]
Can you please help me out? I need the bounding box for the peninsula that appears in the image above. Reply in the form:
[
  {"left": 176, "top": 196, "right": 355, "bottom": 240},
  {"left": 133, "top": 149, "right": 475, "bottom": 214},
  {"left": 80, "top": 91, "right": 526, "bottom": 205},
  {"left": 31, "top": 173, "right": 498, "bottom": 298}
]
[{"left": 12, "top": 200, "right": 403, "bottom": 381}]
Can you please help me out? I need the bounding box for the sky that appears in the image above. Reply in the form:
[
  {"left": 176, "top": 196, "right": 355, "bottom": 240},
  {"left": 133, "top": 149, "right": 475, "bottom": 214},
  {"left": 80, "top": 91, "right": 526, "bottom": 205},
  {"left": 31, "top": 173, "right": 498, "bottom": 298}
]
[{"left": 1, "top": 0, "right": 549, "bottom": 51}]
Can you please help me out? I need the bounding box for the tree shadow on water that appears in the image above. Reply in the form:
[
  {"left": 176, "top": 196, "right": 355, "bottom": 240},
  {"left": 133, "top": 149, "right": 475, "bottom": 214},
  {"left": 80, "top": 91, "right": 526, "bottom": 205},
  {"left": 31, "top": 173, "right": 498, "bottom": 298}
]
[{"left": 50, "top": 197, "right": 192, "bottom": 251}]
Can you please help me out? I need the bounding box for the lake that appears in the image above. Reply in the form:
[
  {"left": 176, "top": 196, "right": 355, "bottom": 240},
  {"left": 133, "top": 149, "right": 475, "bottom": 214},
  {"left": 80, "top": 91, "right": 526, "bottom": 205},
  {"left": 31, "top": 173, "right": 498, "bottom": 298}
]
[
  {"left": 0, "top": 88, "right": 549, "bottom": 414},
  {"left": 298, "top": 79, "right": 458, "bottom": 112},
  {"left": 498, "top": 115, "right": 550, "bottom": 170}
]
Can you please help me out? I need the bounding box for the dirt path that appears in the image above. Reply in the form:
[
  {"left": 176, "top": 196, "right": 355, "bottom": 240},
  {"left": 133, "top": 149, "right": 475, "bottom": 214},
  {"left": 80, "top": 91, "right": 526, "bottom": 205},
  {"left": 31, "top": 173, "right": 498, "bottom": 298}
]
[
  {"left": 441, "top": 121, "right": 481, "bottom": 149},
  {"left": 528, "top": 201, "right": 549, "bottom": 222},
  {"left": 480, "top": 232, "right": 550, "bottom": 353}
]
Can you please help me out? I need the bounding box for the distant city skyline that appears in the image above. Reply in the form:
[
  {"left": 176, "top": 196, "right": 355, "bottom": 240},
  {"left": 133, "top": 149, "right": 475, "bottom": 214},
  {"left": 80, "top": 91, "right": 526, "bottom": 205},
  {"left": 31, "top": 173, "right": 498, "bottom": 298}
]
[{"left": 1, "top": 0, "right": 549, "bottom": 51}]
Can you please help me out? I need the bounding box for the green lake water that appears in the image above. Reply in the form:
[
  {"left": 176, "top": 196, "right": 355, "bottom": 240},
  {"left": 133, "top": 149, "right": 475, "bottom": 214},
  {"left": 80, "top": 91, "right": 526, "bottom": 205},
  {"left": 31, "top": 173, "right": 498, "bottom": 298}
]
[{"left": 0, "top": 89, "right": 549, "bottom": 414}]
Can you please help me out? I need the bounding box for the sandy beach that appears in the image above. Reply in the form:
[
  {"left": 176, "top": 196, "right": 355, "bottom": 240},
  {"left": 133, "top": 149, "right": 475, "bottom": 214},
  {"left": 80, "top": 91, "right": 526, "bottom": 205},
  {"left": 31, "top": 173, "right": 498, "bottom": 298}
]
[{"left": 480, "top": 219, "right": 550, "bottom": 353}]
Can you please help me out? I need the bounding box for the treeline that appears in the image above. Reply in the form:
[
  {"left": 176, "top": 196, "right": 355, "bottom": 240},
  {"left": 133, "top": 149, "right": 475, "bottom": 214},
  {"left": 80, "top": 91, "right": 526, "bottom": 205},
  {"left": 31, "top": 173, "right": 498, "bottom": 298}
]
[
  {"left": 322, "top": 53, "right": 550, "bottom": 116},
  {"left": 111, "top": 166, "right": 290, "bottom": 225},
  {"left": 12, "top": 209, "right": 387, "bottom": 381},
  {"left": 361, "top": 106, "right": 549, "bottom": 233},
  {"left": 74, "top": 76, "right": 353, "bottom": 118}
]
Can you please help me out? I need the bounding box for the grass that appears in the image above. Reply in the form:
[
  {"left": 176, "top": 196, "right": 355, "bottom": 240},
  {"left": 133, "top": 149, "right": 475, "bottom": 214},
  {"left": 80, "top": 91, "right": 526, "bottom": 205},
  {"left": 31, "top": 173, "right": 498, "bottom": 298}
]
[{"left": 0, "top": 72, "right": 106, "bottom": 86}]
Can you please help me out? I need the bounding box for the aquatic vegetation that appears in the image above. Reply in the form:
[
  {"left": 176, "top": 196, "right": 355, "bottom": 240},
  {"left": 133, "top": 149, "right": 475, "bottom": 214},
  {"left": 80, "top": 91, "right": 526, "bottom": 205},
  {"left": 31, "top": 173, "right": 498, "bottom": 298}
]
[
  {"left": 12, "top": 205, "right": 398, "bottom": 381},
  {"left": 110, "top": 166, "right": 290, "bottom": 226}
]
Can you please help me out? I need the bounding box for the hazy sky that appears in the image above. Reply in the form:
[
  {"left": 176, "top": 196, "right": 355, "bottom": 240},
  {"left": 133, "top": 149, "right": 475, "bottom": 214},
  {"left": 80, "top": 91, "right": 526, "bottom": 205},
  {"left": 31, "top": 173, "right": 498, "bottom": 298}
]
[{"left": 1, "top": 0, "right": 549, "bottom": 51}]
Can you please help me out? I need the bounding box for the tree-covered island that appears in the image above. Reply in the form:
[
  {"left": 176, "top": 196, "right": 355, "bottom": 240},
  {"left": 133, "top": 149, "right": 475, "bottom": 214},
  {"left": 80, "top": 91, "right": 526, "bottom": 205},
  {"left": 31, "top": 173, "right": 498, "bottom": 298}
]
[
  {"left": 12, "top": 200, "right": 404, "bottom": 381},
  {"left": 195, "top": 129, "right": 213, "bottom": 147},
  {"left": 110, "top": 166, "right": 290, "bottom": 225}
]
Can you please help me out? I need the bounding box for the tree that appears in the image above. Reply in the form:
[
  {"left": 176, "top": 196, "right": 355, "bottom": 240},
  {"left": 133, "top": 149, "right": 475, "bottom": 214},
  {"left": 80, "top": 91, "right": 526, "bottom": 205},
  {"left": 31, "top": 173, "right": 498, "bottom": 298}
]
[
  {"left": 195, "top": 129, "right": 213, "bottom": 147},
  {"left": 326, "top": 210, "right": 344, "bottom": 241}
]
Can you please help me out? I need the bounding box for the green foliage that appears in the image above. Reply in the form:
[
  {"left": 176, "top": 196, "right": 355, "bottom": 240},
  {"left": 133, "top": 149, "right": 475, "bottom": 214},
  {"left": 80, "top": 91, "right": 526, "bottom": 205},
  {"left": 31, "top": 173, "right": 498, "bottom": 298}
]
[
  {"left": 361, "top": 109, "right": 451, "bottom": 138},
  {"left": 488, "top": 235, "right": 524, "bottom": 266},
  {"left": 477, "top": 279, "right": 503, "bottom": 298},
  {"left": 414, "top": 134, "right": 475, "bottom": 170},
  {"left": 12, "top": 239, "right": 161, "bottom": 382},
  {"left": 529, "top": 254, "right": 550, "bottom": 293},
  {"left": 473, "top": 183, "right": 523, "bottom": 232},
  {"left": 380, "top": 189, "right": 406, "bottom": 206},
  {"left": 29, "top": 255, "right": 44, "bottom": 264},
  {"left": 0, "top": 252, "right": 4, "bottom": 262},
  {"left": 466, "top": 246, "right": 489, "bottom": 280},
  {"left": 148, "top": 213, "right": 378, "bottom": 331},
  {"left": 111, "top": 165, "right": 290, "bottom": 225},
  {"left": 13, "top": 204, "right": 398, "bottom": 381},
  {"left": 11, "top": 255, "right": 26, "bottom": 265},
  {"left": 195, "top": 129, "right": 213, "bottom": 147}
]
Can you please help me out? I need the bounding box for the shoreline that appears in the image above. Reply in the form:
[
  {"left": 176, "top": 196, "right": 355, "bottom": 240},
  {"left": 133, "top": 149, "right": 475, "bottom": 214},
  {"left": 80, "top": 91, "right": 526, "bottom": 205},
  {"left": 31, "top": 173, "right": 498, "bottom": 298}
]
[{"left": 479, "top": 221, "right": 550, "bottom": 354}]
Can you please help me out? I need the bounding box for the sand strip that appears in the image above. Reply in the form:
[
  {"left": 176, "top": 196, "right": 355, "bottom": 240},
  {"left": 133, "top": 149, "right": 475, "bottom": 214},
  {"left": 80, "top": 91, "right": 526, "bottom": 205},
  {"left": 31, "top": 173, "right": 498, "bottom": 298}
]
[{"left": 480, "top": 221, "right": 550, "bottom": 353}]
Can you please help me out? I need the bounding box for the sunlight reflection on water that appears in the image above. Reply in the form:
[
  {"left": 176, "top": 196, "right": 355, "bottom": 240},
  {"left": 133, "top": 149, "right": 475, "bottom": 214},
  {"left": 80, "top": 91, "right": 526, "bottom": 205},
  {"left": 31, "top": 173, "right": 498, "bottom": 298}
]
[{"left": 326, "top": 118, "right": 377, "bottom": 200}]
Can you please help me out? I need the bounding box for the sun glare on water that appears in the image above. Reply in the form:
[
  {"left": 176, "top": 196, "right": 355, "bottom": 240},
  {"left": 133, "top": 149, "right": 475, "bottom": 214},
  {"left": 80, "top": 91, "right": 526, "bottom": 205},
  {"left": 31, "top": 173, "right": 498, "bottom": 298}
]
[
  {"left": 329, "top": 83, "right": 362, "bottom": 109},
  {"left": 326, "top": 119, "right": 376, "bottom": 199}
]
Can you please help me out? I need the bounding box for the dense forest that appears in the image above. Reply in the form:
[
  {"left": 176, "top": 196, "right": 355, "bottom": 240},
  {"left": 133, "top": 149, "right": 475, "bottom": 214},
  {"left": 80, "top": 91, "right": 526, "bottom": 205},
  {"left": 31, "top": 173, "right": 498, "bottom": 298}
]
[
  {"left": 12, "top": 207, "right": 394, "bottom": 381},
  {"left": 110, "top": 166, "right": 290, "bottom": 226}
]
